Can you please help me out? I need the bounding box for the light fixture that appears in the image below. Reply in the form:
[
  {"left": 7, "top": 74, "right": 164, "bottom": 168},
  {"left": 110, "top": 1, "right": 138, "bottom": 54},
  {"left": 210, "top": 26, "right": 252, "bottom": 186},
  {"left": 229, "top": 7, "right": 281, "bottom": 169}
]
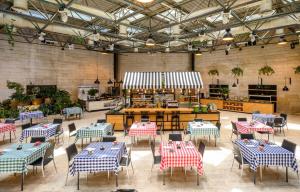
[
  {"left": 232, "top": 82, "right": 237, "bottom": 87},
  {"left": 187, "top": 42, "right": 193, "bottom": 51},
  {"left": 282, "top": 77, "right": 290, "bottom": 91},
  {"left": 222, "top": 9, "right": 231, "bottom": 24},
  {"left": 137, "top": 0, "right": 154, "bottom": 3},
  {"left": 94, "top": 55, "right": 100, "bottom": 85},
  {"left": 107, "top": 79, "right": 113, "bottom": 84},
  {"left": 278, "top": 36, "right": 287, "bottom": 45},
  {"left": 223, "top": 28, "right": 234, "bottom": 41},
  {"left": 146, "top": 34, "right": 155, "bottom": 46},
  {"left": 134, "top": 47, "right": 139, "bottom": 52},
  {"left": 165, "top": 47, "right": 170, "bottom": 53},
  {"left": 195, "top": 49, "right": 202, "bottom": 56},
  {"left": 92, "top": 30, "right": 100, "bottom": 41},
  {"left": 58, "top": 3, "right": 68, "bottom": 23}
]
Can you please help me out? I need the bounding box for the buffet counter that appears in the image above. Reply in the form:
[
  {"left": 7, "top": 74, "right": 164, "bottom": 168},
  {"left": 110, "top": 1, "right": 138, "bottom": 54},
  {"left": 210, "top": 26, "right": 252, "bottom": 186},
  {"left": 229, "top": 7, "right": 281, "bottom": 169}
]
[
  {"left": 200, "top": 98, "right": 274, "bottom": 113},
  {"left": 106, "top": 107, "right": 220, "bottom": 131},
  {"left": 86, "top": 99, "right": 115, "bottom": 112}
]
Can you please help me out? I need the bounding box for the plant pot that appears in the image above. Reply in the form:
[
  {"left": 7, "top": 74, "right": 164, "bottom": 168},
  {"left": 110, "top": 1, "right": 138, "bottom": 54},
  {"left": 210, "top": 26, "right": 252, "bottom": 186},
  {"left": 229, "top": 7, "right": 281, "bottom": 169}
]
[
  {"left": 10, "top": 99, "right": 19, "bottom": 108},
  {"left": 32, "top": 98, "right": 43, "bottom": 105},
  {"left": 44, "top": 98, "right": 52, "bottom": 104}
]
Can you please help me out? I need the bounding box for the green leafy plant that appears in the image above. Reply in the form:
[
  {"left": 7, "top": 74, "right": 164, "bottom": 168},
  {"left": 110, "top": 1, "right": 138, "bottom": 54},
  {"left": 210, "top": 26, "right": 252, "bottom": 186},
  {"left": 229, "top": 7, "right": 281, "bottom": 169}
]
[
  {"left": 208, "top": 69, "right": 219, "bottom": 77},
  {"left": 88, "top": 88, "right": 99, "bottom": 96},
  {"left": 73, "top": 35, "right": 85, "bottom": 45},
  {"left": 258, "top": 65, "right": 275, "bottom": 76},
  {"left": 231, "top": 67, "right": 243, "bottom": 77},
  {"left": 4, "top": 24, "right": 15, "bottom": 47},
  {"left": 219, "top": 87, "right": 229, "bottom": 100},
  {"left": 6, "top": 81, "right": 33, "bottom": 105},
  {"left": 294, "top": 66, "right": 300, "bottom": 74},
  {"left": 53, "top": 89, "right": 72, "bottom": 113}
]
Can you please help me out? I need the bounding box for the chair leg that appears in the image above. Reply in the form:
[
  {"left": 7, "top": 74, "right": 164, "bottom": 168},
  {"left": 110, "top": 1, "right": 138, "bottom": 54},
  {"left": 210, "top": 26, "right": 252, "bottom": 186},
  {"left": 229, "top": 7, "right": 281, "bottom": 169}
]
[
  {"left": 151, "top": 163, "right": 154, "bottom": 172},
  {"left": 131, "top": 162, "right": 134, "bottom": 174},
  {"left": 171, "top": 168, "right": 173, "bottom": 177},
  {"left": 240, "top": 164, "right": 243, "bottom": 176},
  {"left": 107, "top": 171, "right": 110, "bottom": 180},
  {"left": 65, "top": 167, "right": 69, "bottom": 186},
  {"left": 53, "top": 160, "right": 57, "bottom": 173},
  {"left": 126, "top": 167, "right": 129, "bottom": 179},
  {"left": 42, "top": 166, "right": 45, "bottom": 177},
  {"left": 231, "top": 159, "right": 235, "bottom": 171},
  {"left": 13, "top": 131, "right": 16, "bottom": 139}
]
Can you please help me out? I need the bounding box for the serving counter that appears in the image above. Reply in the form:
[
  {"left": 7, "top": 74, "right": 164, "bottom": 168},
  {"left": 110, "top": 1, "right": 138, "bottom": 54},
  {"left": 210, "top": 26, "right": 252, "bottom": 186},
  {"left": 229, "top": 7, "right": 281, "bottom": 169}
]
[
  {"left": 200, "top": 98, "right": 274, "bottom": 113},
  {"left": 106, "top": 108, "right": 220, "bottom": 131}
]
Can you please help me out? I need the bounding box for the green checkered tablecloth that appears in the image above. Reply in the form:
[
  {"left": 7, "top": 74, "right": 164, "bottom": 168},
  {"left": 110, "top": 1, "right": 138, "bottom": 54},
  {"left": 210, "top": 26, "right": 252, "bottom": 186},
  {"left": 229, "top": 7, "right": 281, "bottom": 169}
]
[
  {"left": 0, "top": 143, "right": 49, "bottom": 173},
  {"left": 188, "top": 121, "right": 220, "bottom": 137},
  {"left": 75, "top": 123, "right": 112, "bottom": 142}
]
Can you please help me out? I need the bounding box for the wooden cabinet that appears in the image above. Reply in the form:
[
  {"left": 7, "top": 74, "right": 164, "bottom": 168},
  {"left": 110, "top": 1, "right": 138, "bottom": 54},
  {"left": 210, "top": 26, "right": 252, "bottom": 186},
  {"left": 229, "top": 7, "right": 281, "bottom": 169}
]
[
  {"left": 200, "top": 99, "right": 223, "bottom": 109},
  {"left": 243, "top": 102, "right": 274, "bottom": 114}
]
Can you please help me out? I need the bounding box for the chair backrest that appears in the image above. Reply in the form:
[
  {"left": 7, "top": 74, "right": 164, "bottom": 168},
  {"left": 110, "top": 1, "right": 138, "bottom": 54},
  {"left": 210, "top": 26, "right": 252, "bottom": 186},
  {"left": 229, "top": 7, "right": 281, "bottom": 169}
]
[
  {"left": 237, "top": 118, "right": 247, "bottom": 122},
  {"left": 281, "top": 139, "right": 296, "bottom": 153},
  {"left": 253, "top": 111, "right": 260, "bottom": 114},
  {"left": 194, "top": 118, "right": 203, "bottom": 122},
  {"left": 231, "top": 121, "right": 237, "bottom": 131},
  {"left": 240, "top": 133, "right": 254, "bottom": 140},
  {"left": 156, "top": 111, "right": 164, "bottom": 117},
  {"left": 22, "top": 123, "right": 31, "bottom": 130},
  {"left": 233, "top": 143, "right": 243, "bottom": 160},
  {"left": 66, "top": 143, "right": 78, "bottom": 162},
  {"left": 53, "top": 118, "right": 63, "bottom": 124},
  {"left": 30, "top": 136, "right": 46, "bottom": 143},
  {"left": 56, "top": 124, "right": 62, "bottom": 133},
  {"left": 266, "top": 121, "right": 274, "bottom": 127},
  {"left": 198, "top": 142, "right": 205, "bottom": 157},
  {"left": 5, "top": 119, "right": 15, "bottom": 124},
  {"left": 68, "top": 123, "right": 76, "bottom": 132},
  {"left": 216, "top": 122, "right": 221, "bottom": 130},
  {"left": 110, "top": 123, "right": 115, "bottom": 136},
  {"left": 102, "top": 136, "right": 117, "bottom": 142},
  {"left": 274, "top": 117, "right": 283, "bottom": 125},
  {"left": 97, "top": 119, "right": 106, "bottom": 123},
  {"left": 280, "top": 113, "right": 287, "bottom": 121},
  {"left": 44, "top": 140, "right": 55, "bottom": 159},
  {"left": 168, "top": 133, "right": 182, "bottom": 141},
  {"left": 150, "top": 141, "right": 155, "bottom": 157}
]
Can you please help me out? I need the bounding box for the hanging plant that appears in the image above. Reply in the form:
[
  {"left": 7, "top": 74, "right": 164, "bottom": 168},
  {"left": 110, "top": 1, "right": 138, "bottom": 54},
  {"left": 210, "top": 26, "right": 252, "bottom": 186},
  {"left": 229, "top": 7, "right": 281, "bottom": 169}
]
[
  {"left": 208, "top": 69, "right": 219, "bottom": 77},
  {"left": 258, "top": 65, "right": 275, "bottom": 76},
  {"left": 231, "top": 67, "right": 243, "bottom": 77},
  {"left": 73, "top": 35, "right": 85, "bottom": 45},
  {"left": 294, "top": 66, "right": 300, "bottom": 74},
  {"left": 4, "top": 24, "right": 15, "bottom": 47}
]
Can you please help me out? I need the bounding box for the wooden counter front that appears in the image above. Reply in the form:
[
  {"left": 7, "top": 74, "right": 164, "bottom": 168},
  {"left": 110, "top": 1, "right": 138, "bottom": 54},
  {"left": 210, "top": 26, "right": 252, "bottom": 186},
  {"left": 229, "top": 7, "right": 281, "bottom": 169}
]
[
  {"left": 200, "top": 99, "right": 223, "bottom": 109},
  {"left": 106, "top": 108, "right": 220, "bottom": 131}
]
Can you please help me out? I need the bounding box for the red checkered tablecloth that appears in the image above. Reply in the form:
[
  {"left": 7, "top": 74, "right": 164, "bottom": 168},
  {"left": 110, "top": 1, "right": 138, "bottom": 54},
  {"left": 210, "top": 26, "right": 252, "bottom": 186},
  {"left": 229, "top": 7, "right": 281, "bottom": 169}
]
[
  {"left": 235, "top": 121, "right": 274, "bottom": 134},
  {"left": 159, "top": 141, "right": 203, "bottom": 175},
  {"left": 129, "top": 122, "right": 157, "bottom": 137},
  {"left": 0, "top": 123, "right": 16, "bottom": 134}
]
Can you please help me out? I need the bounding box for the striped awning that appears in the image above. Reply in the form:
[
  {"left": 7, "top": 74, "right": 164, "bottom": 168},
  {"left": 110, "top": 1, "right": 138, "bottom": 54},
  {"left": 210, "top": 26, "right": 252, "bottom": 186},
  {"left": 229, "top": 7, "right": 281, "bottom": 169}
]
[
  {"left": 123, "top": 72, "right": 162, "bottom": 89},
  {"left": 165, "top": 72, "right": 203, "bottom": 89}
]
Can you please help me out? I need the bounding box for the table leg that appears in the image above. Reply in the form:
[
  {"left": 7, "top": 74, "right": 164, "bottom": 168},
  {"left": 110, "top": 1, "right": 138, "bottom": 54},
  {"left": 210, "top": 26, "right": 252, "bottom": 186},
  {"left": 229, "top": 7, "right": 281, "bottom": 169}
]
[
  {"left": 77, "top": 172, "right": 80, "bottom": 190},
  {"left": 81, "top": 139, "right": 83, "bottom": 149},
  {"left": 286, "top": 167, "right": 288, "bottom": 182},
  {"left": 215, "top": 135, "right": 217, "bottom": 147},
  {"left": 115, "top": 173, "right": 118, "bottom": 187},
  {"left": 21, "top": 172, "right": 24, "bottom": 191},
  {"left": 10, "top": 131, "right": 12, "bottom": 143},
  {"left": 253, "top": 170, "right": 256, "bottom": 184},
  {"left": 260, "top": 166, "right": 262, "bottom": 182},
  {"left": 197, "top": 173, "right": 199, "bottom": 186},
  {"left": 163, "top": 170, "right": 165, "bottom": 185}
]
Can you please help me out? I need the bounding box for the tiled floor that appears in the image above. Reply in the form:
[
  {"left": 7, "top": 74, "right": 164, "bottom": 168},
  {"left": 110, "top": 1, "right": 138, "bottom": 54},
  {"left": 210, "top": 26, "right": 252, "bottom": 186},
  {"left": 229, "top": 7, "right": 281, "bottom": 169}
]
[{"left": 0, "top": 111, "right": 300, "bottom": 192}]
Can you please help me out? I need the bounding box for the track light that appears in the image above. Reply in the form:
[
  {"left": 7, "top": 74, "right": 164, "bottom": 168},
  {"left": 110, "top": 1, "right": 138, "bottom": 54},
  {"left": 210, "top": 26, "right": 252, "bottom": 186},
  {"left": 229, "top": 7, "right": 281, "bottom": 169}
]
[
  {"left": 195, "top": 49, "right": 202, "bottom": 56},
  {"left": 188, "top": 42, "right": 193, "bottom": 51},
  {"left": 38, "top": 32, "right": 46, "bottom": 41},
  {"left": 92, "top": 31, "right": 100, "bottom": 41},
  {"left": 146, "top": 34, "right": 155, "bottom": 46},
  {"left": 278, "top": 36, "right": 287, "bottom": 45},
  {"left": 137, "top": 0, "right": 154, "bottom": 3},
  {"left": 223, "top": 28, "right": 234, "bottom": 41},
  {"left": 58, "top": 3, "right": 68, "bottom": 23},
  {"left": 165, "top": 47, "right": 170, "bottom": 53},
  {"left": 222, "top": 9, "right": 231, "bottom": 24},
  {"left": 134, "top": 47, "right": 139, "bottom": 52}
]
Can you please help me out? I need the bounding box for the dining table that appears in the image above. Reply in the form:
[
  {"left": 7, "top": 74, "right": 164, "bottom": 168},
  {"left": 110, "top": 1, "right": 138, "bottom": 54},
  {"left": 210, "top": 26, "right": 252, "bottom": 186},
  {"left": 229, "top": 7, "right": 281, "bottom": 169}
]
[
  {"left": 69, "top": 142, "right": 126, "bottom": 190},
  {"left": 159, "top": 141, "right": 203, "bottom": 185},
  {"left": 235, "top": 121, "right": 274, "bottom": 134},
  {"left": 19, "top": 123, "right": 60, "bottom": 142},
  {"left": 75, "top": 123, "right": 112, "bottom": 148},
  {"left": 187, "top": 121, "right": 220, "bottom": 146},
  {"left": 0, "top": 123, "right": 16, "bottom": 143},
  {"left": 0, "top": 142, "right": 50, "bottom": 191},
  {"left": 252, "top": 113, "right": 277, "bottom": 124},
  {"left": 19, "top": 111, "right": 44, "bottom": 124},
  {"left": 235, "top": 139, "right": 298, "bottom": 184},
  {"left": 129, "top": 122, "right": 157, "bottom": 144}
]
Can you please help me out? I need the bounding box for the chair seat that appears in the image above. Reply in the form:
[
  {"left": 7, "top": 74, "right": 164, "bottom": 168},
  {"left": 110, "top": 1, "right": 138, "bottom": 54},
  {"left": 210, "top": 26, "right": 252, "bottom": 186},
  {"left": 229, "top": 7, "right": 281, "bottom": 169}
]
[
  {"left": 30, "top": 157, "right": 53, "bottom": 166},
  {"left": 54, "top": 131, "right": 63, "bottom": 137},
  {"left": 120, "top": 156, "right": 131, "bottom": 166},
  {"left": 234, "top": 156, "right": 249, "bottom": 165},
  {"left": 257, "top": 131, "right": 269, "bottom": 134},
  {"left": 70, "top": 131, "right": 77, "bottom": 137},
  {"left": 154, "top": 155, "right": 161, "bottom": 164}
]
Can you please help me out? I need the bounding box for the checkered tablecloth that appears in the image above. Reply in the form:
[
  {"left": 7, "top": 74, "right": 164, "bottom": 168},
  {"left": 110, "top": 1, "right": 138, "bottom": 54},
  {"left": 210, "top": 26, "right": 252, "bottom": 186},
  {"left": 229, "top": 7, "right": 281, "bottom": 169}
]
[
  {"left": 75, "top": 123, "right": 112, "bottom": 142},
  {"left": 159, "top": 141, "right": 203, "bottom": 175},
  {"left": 252, "top": 114, "right": 277, "bottom": 123},
  {"left": 0, "top": 143, "right": 50, "bottom": 173},
  {"left": 129, "top": 122, "right": 157, "bottom": 137},
  {"left": 235, "top": 121, "right": 274, "bottom": 134},
  {"left": 236, "top": 139, "right": 298, "bottom": 172},
  {"left": 63, "top": 107, "right": 83, "bottom": 118},
  {"left": 19, "top": 123, "right": 60, "bottom": 142},
  {"left": 0, "top": 123, "right": 16, "bottom": 134},
  {"left": 19, "top": 111, "right": 44, "bottom": 121},
  {"left": 187, "top": 121, "right": 220, "bottom": 137},
  {"left": 70, "top": 142, "right": 126, "bottom": 175}
]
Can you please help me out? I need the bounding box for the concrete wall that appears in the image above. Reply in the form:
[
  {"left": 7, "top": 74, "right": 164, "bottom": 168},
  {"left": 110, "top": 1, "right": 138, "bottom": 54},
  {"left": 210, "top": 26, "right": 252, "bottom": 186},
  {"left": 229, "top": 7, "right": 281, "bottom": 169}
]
[
  {"left": 0, "top": 40, "right": 114, "bottom": 101},
  {"left": 195, "top": 44, "right": 300, "bottom": 114}
]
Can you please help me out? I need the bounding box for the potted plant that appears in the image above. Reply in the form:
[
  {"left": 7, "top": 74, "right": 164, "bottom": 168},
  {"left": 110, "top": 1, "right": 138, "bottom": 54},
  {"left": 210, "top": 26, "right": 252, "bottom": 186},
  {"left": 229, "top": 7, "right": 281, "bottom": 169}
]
[
  {"left": 31, "top": 87, "right": 43, "bottom": 105},
  {"left": 208, "top": 69, "right": 219, "bottom": 84},
  {"left": 219, "top": 87, "right": 229, "bottom": 100},
  {"left": 294, "top": 66, "right": 300, "bottom": 74},
  {"left": 88, "top": 88, "right": 98, "bottom": 97},
  {"left": 231, "top": 67, "right": 243, "bottom": 87},
  {"left": 6, "top": 81, "right": 33, "bottom": 106},
  {"left": 3, "top": 24, "right": 15, "bottom": 47},
  {"left": 258, "top": 65, "right": 275, "bottom": 76}
]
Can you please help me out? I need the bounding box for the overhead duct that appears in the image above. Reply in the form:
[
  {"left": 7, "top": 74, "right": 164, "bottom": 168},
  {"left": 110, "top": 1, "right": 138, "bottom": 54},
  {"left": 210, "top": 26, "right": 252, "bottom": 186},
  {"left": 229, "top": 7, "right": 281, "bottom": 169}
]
[
  {"left": 119, "top": 20, "right": 129, "bottom": 36},
  {"left": 12, "top": 0, "right": 28, "bottom": 11},
  {"left": 260, "top": 0, "right": 272, "bottom": 12}
]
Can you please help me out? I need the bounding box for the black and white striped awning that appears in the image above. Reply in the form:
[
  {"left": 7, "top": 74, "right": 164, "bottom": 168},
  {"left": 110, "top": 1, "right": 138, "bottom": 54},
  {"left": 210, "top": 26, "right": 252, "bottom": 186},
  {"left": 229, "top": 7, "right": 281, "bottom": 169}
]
[
  {"left": 123, "top": 72, "right": 203, "bottom": 89},
  {"left": 123, "top": 72, "right": 162, "bottom": 89},
  {"left": 165, "top": 72, "right": 203, "bottom": 89}
]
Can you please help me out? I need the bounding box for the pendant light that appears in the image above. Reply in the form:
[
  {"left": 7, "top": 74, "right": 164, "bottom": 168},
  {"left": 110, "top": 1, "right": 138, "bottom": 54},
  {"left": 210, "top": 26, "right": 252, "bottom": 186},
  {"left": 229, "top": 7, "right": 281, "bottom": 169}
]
[
  {"left": 94, "top": 55, "right": 100, "bottom": 84},
  {"left": 107, "top": 79, "right": 113, "bottom": 84},
  {"left": 223, "top": 28, "right": 234, "bottom": 41},
  {"left": 278, "top": 36, "right": 287, "bottom": 45},
  {"left": 137, "top": 0, "right": 154, "bottom": 3},
  {"left": 195, "top": 48, "right": 202, "bottom": 56},
  {"left": 282, "top": 77, "right": 289, "bottom": 91},
  {"left": 146, "top": 18, "right": 155, "bottom": 46}
]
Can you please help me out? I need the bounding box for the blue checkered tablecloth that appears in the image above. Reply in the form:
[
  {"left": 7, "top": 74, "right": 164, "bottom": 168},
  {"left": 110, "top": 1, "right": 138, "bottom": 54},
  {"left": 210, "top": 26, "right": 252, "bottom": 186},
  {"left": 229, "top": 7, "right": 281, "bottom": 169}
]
[
  {"left": 19, "top": 111, "right": 44, "bottom": 121},
  {"left": 252, "top": 114, "right": 277, "bottom": 123},
  {"left": 187, "top": 121, "right": 220, "bottom": 137},
  {"left": 74, "top": 123, "right": 112, "bottom": 142},
  {"left": 19, "top": 123, "right": 60, "bottom": 142},
  {"left": 70, "top": 142, "right": 126, "bottom": 176},
  {"left": 0, "top": 143, "right": 50, "bottom": 173},
  {"left": 63, "top": 107, "right": 83, "bottom": 118},
  {"left": 236, "top": 139, "right": 298, "bottom": 172}
]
